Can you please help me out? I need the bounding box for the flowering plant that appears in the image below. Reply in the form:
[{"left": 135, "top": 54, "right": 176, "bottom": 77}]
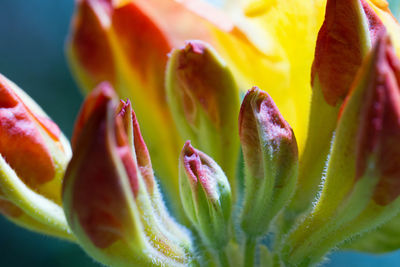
[{"left": 1, "top": 0, "right": 400, "bottom": 266}]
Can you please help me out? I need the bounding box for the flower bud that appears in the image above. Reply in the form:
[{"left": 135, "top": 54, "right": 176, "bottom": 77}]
[
  {"left": 282, "top": 32, "right": 400, "bottom": 266},
  {"left": 312, "top": 0, "right": 385, "bottom": 106},
  {"left": 166, "top": 41, "right": 240, "bottom": 197},
  {"left": 0, "top": 74, "right": 72, "bottom": 239},
  {"left": 63, "top": 83, "right": 195, "bottom": 266},
  {"left": 67, "top": 0, "right": 212, "bottom": 220},
  {"left": 289, "top": 0, "right": 386, "bottom": 215},
  {"left": 179, "top": 141, "right": 232, "bottom": 250},
  {"left": 239, "top": 87, "right": 298, "bottom": 238},
  {"left": 116, "top": 99, "right": 193, "bottom": 251}
]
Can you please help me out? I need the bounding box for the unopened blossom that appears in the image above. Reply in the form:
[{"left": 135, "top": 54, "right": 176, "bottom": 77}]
[
  {"left": 283, "top": 32, "right": 400, "bottom": 267},
  {"left": 63, "top": 83, "right": 195, "bottom": 266},
  {"left": 0, "top": 74, "right": 72, "bottom": 240}
]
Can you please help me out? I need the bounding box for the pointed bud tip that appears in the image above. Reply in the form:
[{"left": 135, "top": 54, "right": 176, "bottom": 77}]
[
  {"left": 179, "top": 141, "right": 231, "bottom": 248},
  {"left": 117, "top": 99, "right": 131, "bottom": 118},
  {"left": 116, "top": 98, "right": 154, "bottom": 191},
  {"left": 240, "top": 87, "right": 295, "bottom": 144},
  {"left": 353, "top": 33, "right": 400, "bottom": 205},
  {"left": 311, "top": 0, "right": 385, "bottom": 106},
  {"left": 64, "top": 87, "right": 138, "bottom": 249},
  {"left": 239, "top": 87, "right": 298, "bottom": 181},
  {"left": 72, "top": 82, "right": 116, "bottom": 148},
  {"left": 181, "top": 141, "right": 201, "bottom": 186},
  {"left": 169, "top": 40, "right": 232, "bottom": 127},
  {"left": 180, "top": 141, "right": 228, "bottom": 202},
  {"left": 183, "top": 41, "right": 206, "bottom": 55}
]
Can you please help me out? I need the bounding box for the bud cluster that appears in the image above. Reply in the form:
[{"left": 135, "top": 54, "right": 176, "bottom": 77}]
[{"left": 1, "top": 0, "right": 400, "bottom": 266}]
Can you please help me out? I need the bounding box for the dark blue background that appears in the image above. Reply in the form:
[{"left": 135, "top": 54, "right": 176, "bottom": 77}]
[{"left": 0, "top": 1, "right": 399, "bottom": 266}]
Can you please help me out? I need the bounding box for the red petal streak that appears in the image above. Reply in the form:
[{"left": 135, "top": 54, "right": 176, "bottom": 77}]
[
  {"left": 311, "top": 0, "right": 385, "bottom": 106},
  {"left": 181, "top": 141, "right": 216, "bottom": 200},
  {"left": 182, "top": 141, "right": 201, "bottom": 187},
  {"left": 176, "top": 42, "right": 227, "bottom": 128},
  {"left": 72, "top": 82, "right": 115, "bottom": 149},
  {"left": 131, "top": 108, "right": 154, "bottom": 192},
  {"left": 0, "top": 79, "right": 55, "bottom": 187},
  {"left": 355, "top": 35, "right": 400, "bottom": 205},
  {"left": 71, "top": 0, "right": 115, "bottom": 85},
  {"left": 66, "top": 98, "right": 126, "bottom": 248},
  {"left": 112, "top": 3, "right": 171, "bottom": 103},
  {"left": 115, "top": 116, "right": 139, "bottom": 197},
  {"left": 116, "top": 100, "right": 154, "bottom": 192},
  {"left": 239, "top": 89, "right": 263, "bottom": 179}
]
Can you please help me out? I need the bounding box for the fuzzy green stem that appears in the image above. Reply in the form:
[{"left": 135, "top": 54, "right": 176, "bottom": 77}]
[
  {"left": 244, "top": 237, "right": 256, "bottom": 267},
  {"left": 218, "top": 249, "right": 229, "bottom": 267}
]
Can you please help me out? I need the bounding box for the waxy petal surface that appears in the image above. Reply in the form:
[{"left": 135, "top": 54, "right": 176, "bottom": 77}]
[
  {"left": 312, "top": 0, "right": 385, "bottom": 106},
  {"left": 354, "top": 35, "right": 400, "bottom": 205}
]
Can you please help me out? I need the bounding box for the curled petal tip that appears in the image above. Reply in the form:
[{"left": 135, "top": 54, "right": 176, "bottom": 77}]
[
  {"left": 181, "top": 141, "right": 200, "bottom": 186},
  {"left": 179, "top": 142, "right": 231, "bottom": 249},
  {"left": 181, "top": 140, "right": 222, "bottom": 200}
]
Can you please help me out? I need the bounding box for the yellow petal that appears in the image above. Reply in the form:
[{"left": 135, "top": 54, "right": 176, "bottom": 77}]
[
  {"left": 366, "top": 0, "right": 400, "bottom": 56},
  {"left": 212, "top": 0, "right": 327, "bottom": 152}
]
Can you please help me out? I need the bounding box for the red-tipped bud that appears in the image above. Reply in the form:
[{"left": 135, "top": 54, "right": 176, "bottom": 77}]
[
  {"left": 283, "top": 33, "right": 400, "bottom": 266},
  {"left": 0, "top": 74, "right": 72, "bottom": 239},
  {"left": 167, "top": 40, "right": 240, "bottom": 197},
  {"left": 239, "top": 87, "right": 298, "bottom": 237},
  {"left": 0, "top": 74, "right": 69, "bottom": 197},
  {"left": 63, "top": 83, "right": 194, "bottom": 266},
  {"left": 311, "top": 0, "right": 385, "bottom": 106},
  {"left": 179, "top": 141, "right": 231, "bottom": 250},
  {"left": 289, "top": 0, "right": 387, "bottom": 218},
  {"left": 354, "top": 34, "right": 400, "bottom": 205},
  {"left": 116, "top": 99, "right": 155, "bottom": 191}
]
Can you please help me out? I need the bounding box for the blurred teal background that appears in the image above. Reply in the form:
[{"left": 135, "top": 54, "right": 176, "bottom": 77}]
[{"left": 0, "top": 0, "right": 399, "bottom": 266}]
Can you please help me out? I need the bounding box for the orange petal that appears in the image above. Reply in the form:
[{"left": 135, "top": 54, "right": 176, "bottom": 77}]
[
  {"left": 111, "top": 2, "right": 171, "bottom": 102},
  {"left": 69, "top": 0, "right": 115, "bottom": 89},
  {"left": 0, "top": 77, "right": 56, "bottom": 187},
  {"left": 131, "top": 0, "right": 234, "bottom": 46}
]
